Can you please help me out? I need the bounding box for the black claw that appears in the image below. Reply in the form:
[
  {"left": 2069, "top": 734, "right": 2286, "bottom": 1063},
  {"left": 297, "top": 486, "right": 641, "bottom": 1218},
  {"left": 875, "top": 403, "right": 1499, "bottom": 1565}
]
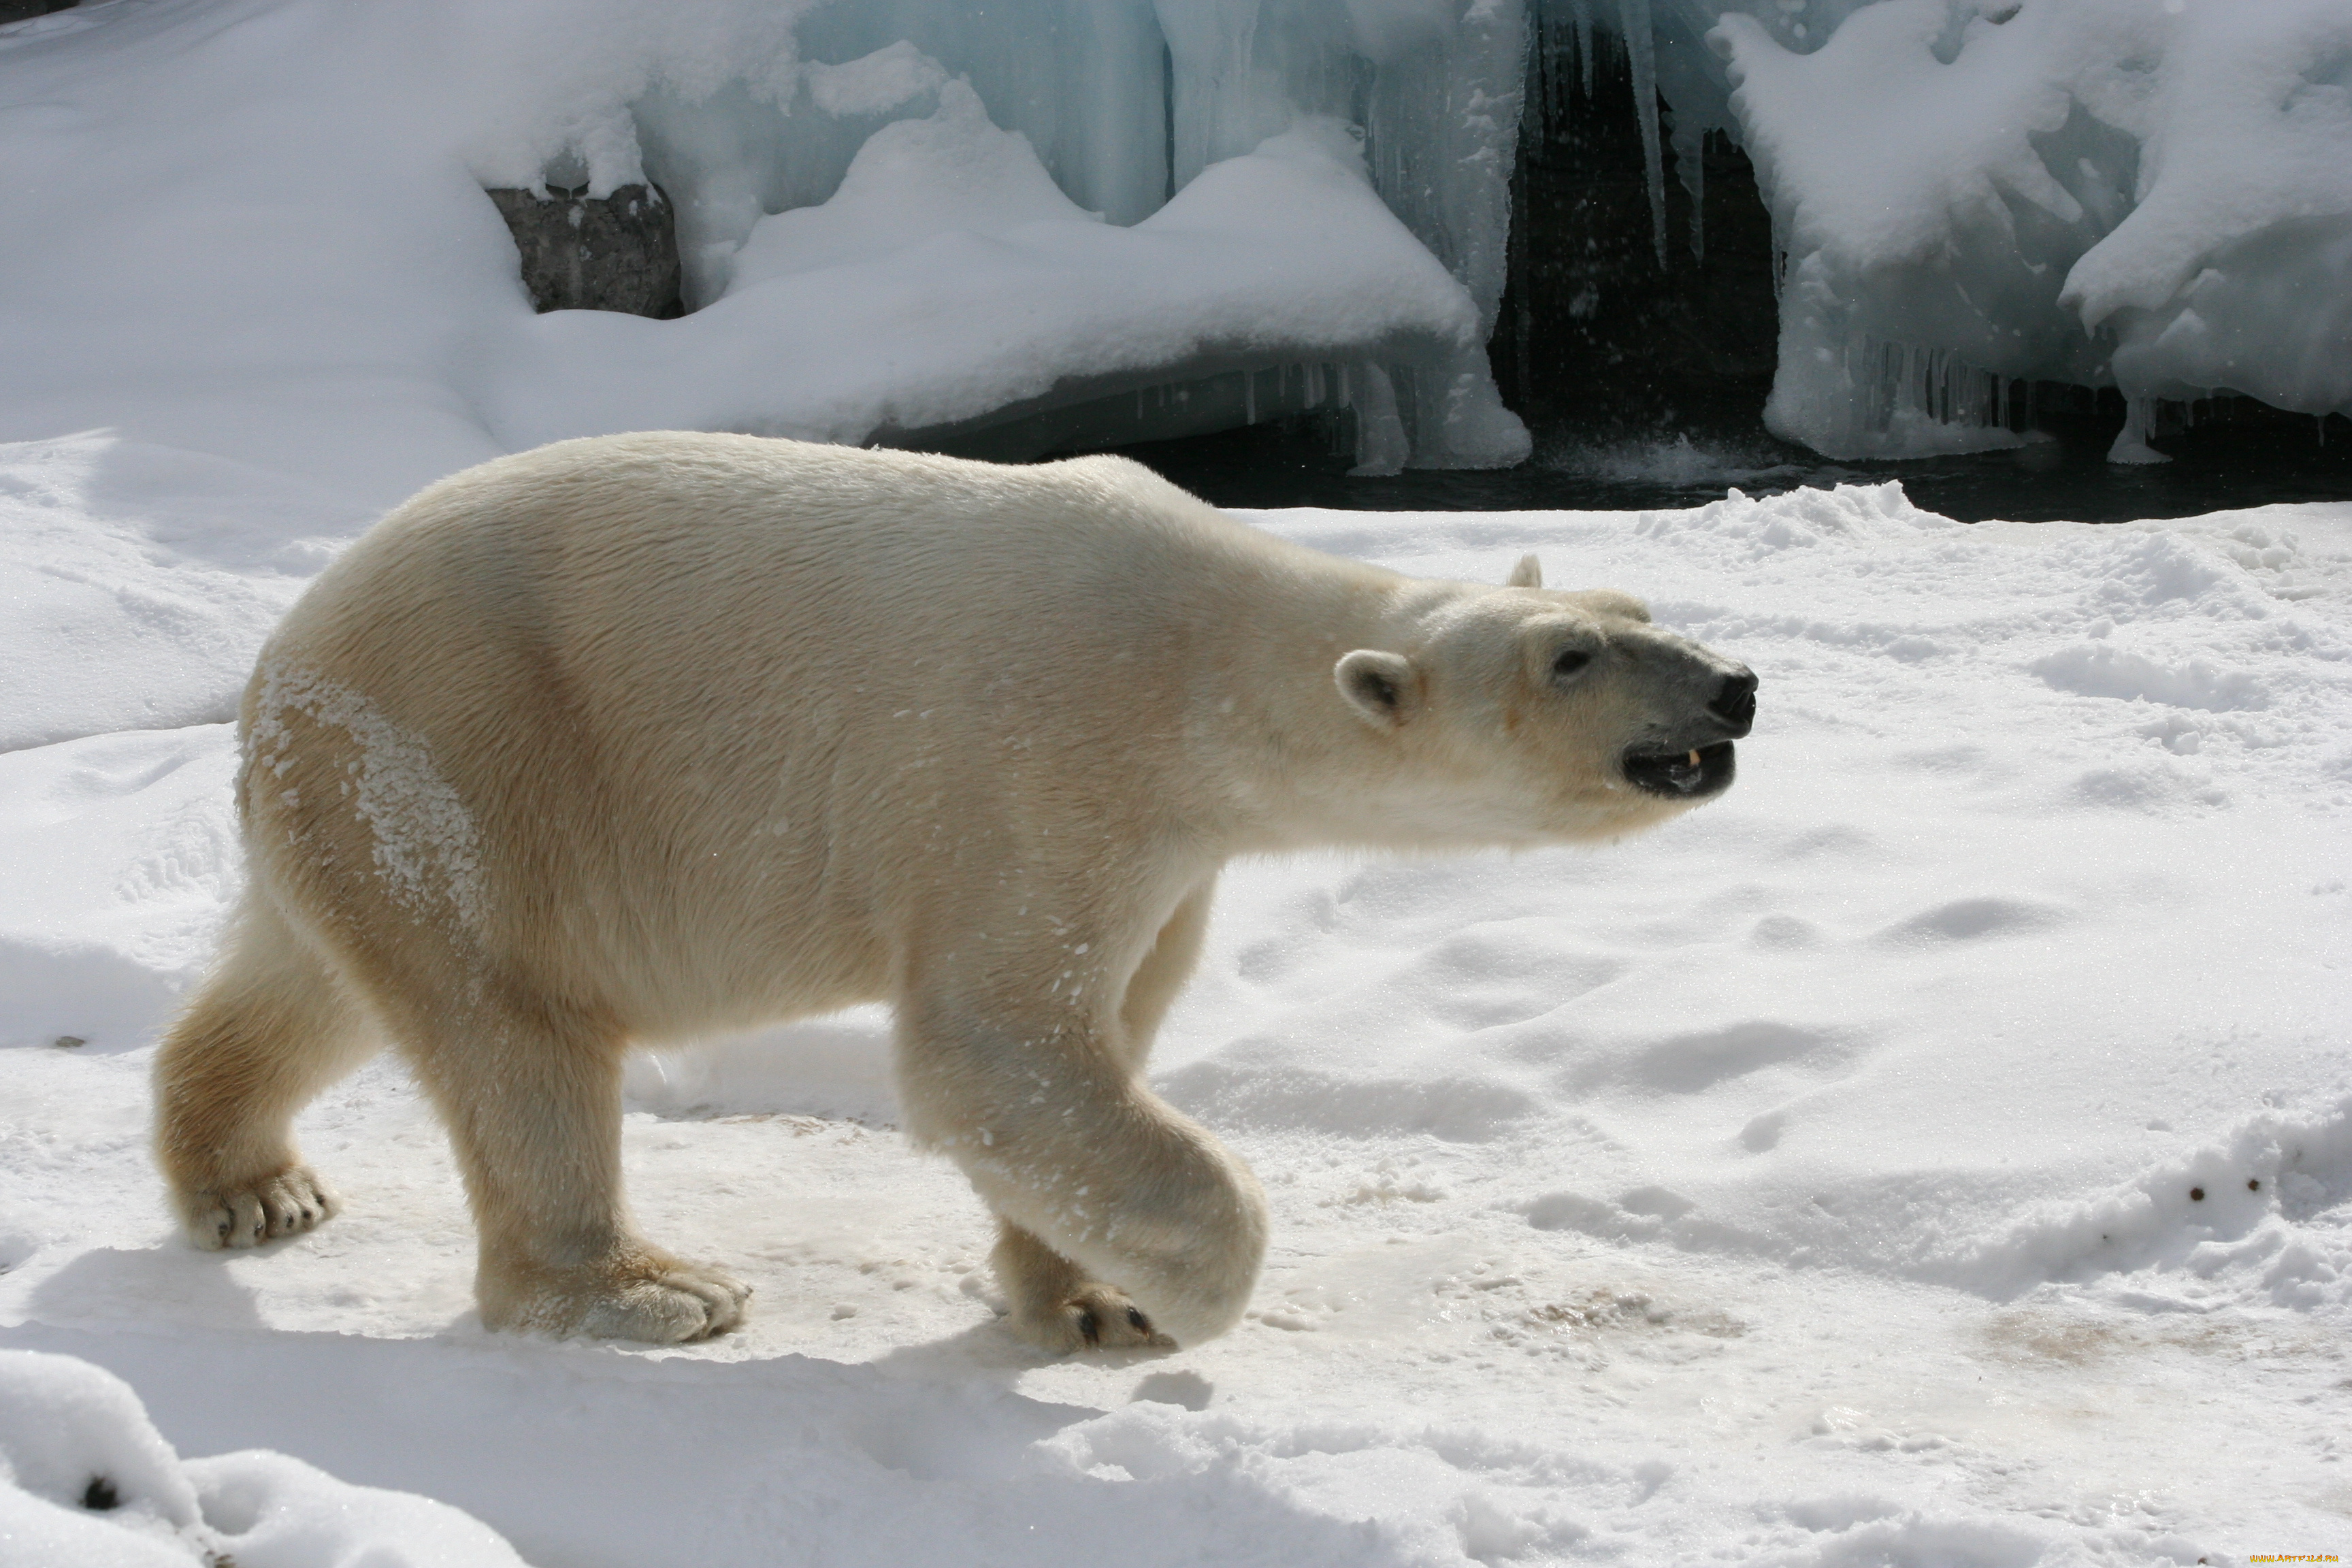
[{"left": 1075, "top": 1307, "right": 1101, "bottom": 1346}]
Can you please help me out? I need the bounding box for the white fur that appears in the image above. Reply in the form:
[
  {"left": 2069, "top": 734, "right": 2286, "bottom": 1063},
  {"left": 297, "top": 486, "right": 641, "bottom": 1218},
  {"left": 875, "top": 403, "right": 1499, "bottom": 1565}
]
[{"left": 154, "top": 432, "right": 1749, "bottom": 1351}]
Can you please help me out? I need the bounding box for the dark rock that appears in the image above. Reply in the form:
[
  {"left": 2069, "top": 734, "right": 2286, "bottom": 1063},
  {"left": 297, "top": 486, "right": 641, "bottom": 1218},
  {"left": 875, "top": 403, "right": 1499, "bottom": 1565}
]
[
  {"left": 486, "top": 184, "right": 683, "bottom": 318},
  {"left": 0, "top": 0, "right": 78, "bottom": 24}
]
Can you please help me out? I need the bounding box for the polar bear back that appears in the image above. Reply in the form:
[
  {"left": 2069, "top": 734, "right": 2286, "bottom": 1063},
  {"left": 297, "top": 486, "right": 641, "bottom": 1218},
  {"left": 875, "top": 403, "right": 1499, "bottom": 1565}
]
[{"left": 248, "top": 432, "right": 1390, "bottom": 1036}]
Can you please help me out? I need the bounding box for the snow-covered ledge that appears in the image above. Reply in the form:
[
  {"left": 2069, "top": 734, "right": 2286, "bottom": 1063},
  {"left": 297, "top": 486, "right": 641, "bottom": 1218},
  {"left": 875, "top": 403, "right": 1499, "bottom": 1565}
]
[
  {"left": 487, "top": 94, "right": 1528, "bottom": 475},
  {"left": 1713, "top": 0, "right": 2352, "bottom": 463}
]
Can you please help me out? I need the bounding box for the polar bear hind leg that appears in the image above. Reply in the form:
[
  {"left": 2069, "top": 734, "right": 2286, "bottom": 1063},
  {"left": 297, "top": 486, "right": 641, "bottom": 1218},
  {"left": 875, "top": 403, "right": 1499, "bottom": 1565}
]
[
  {"left": 1115, "top": 877, "right": 1216, "bottom": 1073},
  {"left": 154, "top": 894, "right": 371, "bottom": 1248},
  {"left": 375, "top": 983, "right": 751, "bottom": 1343}
]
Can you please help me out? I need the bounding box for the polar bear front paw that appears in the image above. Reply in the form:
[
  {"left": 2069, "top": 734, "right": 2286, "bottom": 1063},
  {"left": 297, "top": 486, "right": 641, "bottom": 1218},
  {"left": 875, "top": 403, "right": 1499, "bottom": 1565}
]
[
  {"left": 178, "top": 1164, "right": 341, "bottom": 1250},
  {"left": 1011, "top": 1283, "right": 1178, "bottom": 1356}
]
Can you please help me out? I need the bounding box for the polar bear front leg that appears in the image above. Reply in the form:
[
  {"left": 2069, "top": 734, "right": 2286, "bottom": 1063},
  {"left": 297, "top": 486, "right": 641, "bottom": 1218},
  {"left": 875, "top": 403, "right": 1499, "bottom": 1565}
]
[
  {"left": 992, "top": 1220, "right": 1175, "bottom": 1353},
  {"left": 897, "top": 984, "right": 1268, "bottom": 1351}
]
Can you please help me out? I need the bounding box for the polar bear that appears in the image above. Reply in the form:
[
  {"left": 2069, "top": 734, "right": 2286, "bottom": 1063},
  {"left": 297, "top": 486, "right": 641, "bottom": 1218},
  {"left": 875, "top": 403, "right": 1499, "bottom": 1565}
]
[{"left": 153, "top": 432, "right": 1755, "bottom": 1352}]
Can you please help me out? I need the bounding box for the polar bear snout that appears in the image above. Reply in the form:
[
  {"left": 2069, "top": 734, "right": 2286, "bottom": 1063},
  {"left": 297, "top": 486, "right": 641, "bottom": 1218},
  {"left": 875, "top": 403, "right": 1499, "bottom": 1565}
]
[
  {"left": 1708, "top": 670, "right": 1759, "bottom": 735},
  {"left": 1615, "top": 650, "right": 1754, "bottom": 800}
]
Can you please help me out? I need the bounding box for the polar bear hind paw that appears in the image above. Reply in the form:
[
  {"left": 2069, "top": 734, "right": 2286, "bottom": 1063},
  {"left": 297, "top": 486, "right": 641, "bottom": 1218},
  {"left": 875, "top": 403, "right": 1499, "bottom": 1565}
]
[
  {"left": 578, "top": 1266, "right": 751, "bottom": 1343},
  {"left": 489, "top": 1257, "right": 752, "bottom": 1343},
  {"left": 1014, "top": 1283, "right": 1178, "bottom": 1355},
  {"left": 179, "top": 1164, "right": 340, "bottom": 1250}
]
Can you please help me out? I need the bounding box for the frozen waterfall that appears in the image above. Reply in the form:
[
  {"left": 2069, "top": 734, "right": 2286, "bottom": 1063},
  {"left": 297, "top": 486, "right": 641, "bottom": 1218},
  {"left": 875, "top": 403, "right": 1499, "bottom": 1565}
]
[
  {"left": 1701, "top": 0, "right": 2352, "bottom": 461},
  {"left": 5, "top": 0, "right": 2347, "bottom": 483},
  {"left": 478, "top": 0, "right": 1537, "bottom": 474}
]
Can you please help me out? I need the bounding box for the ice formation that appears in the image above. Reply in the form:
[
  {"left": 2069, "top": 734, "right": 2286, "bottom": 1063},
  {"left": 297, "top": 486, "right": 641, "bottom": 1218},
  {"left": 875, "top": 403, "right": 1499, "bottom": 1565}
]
[
  {"left": 615, "top": 0, "right": 1537, "bottom": 468},
  {"left": 502, "top": 98, "right": 1515, "bottom": 472},
  {"left": 1701, "top": 0, "right": 2352, "bottom": 460},
  {"left": 1535, "top": 0, "right": 2352, "bottom": 460},
  {"left": 0, "top": 0, "right": 1534, "bottom": 478},
  {"left": 12, "top": 0, "right": 2342, "bottom": 478}
]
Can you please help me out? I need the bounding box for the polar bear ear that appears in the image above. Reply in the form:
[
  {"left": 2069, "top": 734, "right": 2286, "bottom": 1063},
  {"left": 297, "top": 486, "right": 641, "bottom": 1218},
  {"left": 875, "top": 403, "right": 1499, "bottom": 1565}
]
[
  {"left": 1335, "top": 649, "right": 1420, "bottom": 730},
  {"left": 1505, "top": 553, "right": 1543, "bottom": 589}
]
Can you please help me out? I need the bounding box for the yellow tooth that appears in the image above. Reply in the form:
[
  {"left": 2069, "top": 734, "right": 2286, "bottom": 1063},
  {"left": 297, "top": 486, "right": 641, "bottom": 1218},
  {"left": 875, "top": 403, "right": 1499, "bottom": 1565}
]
[{"left": 1687, "top": 749, "right": 1701, "bottom": 766}]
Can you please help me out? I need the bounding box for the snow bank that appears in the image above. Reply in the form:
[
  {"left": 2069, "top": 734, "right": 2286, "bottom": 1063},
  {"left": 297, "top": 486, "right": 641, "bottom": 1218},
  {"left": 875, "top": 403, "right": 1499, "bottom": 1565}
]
[
  {"left": 0, "top": 1348, "right": 526, "bottom": 1567},
  {"left": 503, "top": 107, "right": 1520, "bottom": 470},
  {"left": 14, "top": 0, "right": 2345, "bottom": 480},
  {"left": 1959, "top": 1092, "right": 2352, "bottom": 1306},
  {"left": 0, "top": 434, "right": 333, "bottom": 754},
  {"left": 1712, "top": 0, "right": 2352, "bottom": 459},
  {"left": 4, "top": 480, "right": 2348, "bottom": 1563},
  {"left": 0, "top": 724, "right": 238, "bottom": 1051}
]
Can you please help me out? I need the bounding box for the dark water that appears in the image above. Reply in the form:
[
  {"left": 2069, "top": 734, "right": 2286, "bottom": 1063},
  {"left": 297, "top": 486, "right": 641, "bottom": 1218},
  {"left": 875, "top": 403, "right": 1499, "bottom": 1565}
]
[{"left": 1122, "top": 409, "right": 2352, "bottom": 523}]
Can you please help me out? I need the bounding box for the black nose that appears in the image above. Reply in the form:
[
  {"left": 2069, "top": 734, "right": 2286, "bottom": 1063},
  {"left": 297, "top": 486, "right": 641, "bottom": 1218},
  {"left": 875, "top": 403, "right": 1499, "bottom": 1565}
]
[{"left": 1709, "top": 670, "right": 1757, "bottom": 732}]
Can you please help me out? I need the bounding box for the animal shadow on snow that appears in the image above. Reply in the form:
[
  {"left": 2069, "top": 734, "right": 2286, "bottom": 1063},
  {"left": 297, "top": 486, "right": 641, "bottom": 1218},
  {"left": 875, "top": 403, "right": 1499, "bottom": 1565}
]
[
  {"left": 867, "top": 1313, "right": 1183, "bottom": 1386},
  {"left": 27, "top": 1243, "right": 268, "bottom": 1333}
]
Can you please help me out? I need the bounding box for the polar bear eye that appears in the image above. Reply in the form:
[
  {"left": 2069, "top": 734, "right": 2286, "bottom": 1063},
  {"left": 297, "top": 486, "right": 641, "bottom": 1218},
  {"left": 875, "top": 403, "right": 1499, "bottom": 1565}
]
[{"left": 1552, "top": 649, "right": 1593, "bottom": 679}]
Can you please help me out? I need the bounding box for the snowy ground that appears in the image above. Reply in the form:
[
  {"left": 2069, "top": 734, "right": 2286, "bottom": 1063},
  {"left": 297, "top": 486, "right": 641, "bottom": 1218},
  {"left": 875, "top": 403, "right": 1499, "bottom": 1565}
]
[{"left": 3, "top": 471, "right": 2349, "bottom": 1566}]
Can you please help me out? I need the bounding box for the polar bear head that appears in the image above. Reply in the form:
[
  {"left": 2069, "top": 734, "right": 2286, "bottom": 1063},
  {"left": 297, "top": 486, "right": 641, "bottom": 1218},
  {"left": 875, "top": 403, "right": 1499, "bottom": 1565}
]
[{"left": 1331, "top": 554, "right": 1755, "bottom": 846}]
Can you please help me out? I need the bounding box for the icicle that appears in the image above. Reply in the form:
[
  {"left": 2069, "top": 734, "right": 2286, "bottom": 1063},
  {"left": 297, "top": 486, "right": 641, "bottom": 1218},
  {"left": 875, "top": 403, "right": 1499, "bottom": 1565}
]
[
  {"left": 2108, "top": 397, "right": 2172, "bottom": 464},
  {"left": 1682, "top": 128, "right": 1705, "bottom": 263},
  {"left": 1158, "top": 0, "right": 1262, "bottom": 193},
  {"left": 1347, "top": 361, "right": 1409, "bottom": 476},
  {"left": 1849, "top": 334, "right": 2014, "bottom": 440},
  {"left": 1617, "top": 0, "right": 1666, "bottom": 268},
  {"left": 1571, "top": 0, "right": 1595, "bottom": 97}
]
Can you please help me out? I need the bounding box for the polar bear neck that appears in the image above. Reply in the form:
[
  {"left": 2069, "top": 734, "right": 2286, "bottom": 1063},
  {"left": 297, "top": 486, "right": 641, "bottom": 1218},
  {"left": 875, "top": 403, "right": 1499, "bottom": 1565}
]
[{"left": 1141, "top": 535, "right": 1488, "bottom": 856}]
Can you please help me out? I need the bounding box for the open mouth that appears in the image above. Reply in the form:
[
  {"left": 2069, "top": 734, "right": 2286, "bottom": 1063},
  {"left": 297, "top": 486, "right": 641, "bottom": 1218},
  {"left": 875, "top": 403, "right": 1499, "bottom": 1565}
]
[{"left": 1622, "top": 740, "right": 1737, "bottom": 798}]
